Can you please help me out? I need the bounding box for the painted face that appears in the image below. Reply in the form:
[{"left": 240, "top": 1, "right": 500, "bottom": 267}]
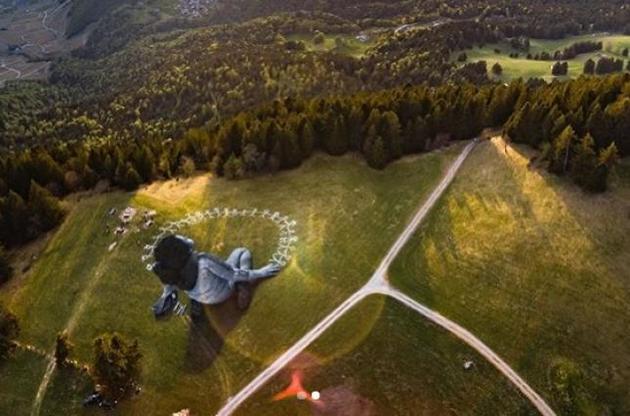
[{"left": 152, "top": 262, "right": 182, "bottom": 286}]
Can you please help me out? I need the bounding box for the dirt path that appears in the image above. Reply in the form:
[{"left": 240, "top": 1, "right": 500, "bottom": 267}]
[
  {"left": 0, "top": 59, "right": 21, "bottom": 79},
  {"left": 41, "top": 0, "right": 71, "bottom": 38},
  {"left": 383, "top": 287, "right": 555, "bottom": 416}
]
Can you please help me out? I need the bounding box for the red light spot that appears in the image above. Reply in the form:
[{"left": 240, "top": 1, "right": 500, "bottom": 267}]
[{"left": 273, "top": 371, "right": 310, "bottom": 402}]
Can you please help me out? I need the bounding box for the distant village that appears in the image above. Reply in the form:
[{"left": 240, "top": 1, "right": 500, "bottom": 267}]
[{"left": 177, "top": 0, "right": 216, "bottom": 18}]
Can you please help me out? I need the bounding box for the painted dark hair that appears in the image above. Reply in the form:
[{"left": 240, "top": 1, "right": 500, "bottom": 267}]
[{"left": 153, "top": 235, "right": 193, "bottom": 285}]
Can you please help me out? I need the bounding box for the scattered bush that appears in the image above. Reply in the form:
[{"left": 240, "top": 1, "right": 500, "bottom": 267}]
[
  {"left": 491, "top": 62, "right": 503, "bottom": 75},
  {"left": 552, "top": 61, "right": 569, "bottom": 76},
  {"left": 0, "top": 245, "right": 12, "bottom": 285},
  {"left": 0, "top": 304, "right": 19, "bottom": 360},
  {"left": 55, "top": 331, "right": 74, "bottom": 367},
  {"left": 583, "top": 58, "right": 595, "bottom": 75},
  {"left": 92, "top": 333, "right": 141, "bottom": 401},
  {"left": 312, "top": 32, "right": 325, "bottom": 45}
]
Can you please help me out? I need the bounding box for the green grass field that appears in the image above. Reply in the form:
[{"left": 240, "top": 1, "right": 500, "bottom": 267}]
[
  {"left": 286, "top": 33, "right": 375, "bottom": 57},
  {"left": 0, "top": 349, "right": 49, "bottom": 412},
  {"left": 390, "top": 138, "right": 630, "bottom": 414},
  {"left": 237, "top": 295, "right": 536, "bottom": 415},
  {"left": 454, "top": 33, "right": 630, "bottom": 81},
  {"left": 1, "top": 146, "right": 463, "bottom": 415}
]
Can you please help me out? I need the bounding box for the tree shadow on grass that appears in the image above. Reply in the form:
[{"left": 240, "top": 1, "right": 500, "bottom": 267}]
[{"left": 182, "top": 282, "right": 261, "bottom": 374}]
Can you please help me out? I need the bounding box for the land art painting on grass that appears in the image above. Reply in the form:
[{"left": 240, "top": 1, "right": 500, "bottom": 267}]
[{"left": 1, "top": 148, "right": 462, "bottom": 415}]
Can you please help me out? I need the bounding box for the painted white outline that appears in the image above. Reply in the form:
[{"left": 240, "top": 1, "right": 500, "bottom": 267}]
[{"left": 141, "top": 208, "right": 299, "bottom": 269}]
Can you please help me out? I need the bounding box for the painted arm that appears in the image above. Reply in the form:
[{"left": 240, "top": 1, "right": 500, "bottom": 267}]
[
  {"left": 152, "top": 285, "right": 178, "bottom": 318},
  {"left": 204, "top": 257, "right": 281, "bottom": 283}
]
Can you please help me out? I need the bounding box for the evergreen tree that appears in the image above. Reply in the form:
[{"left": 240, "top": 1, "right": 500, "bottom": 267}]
[
  {"left": 0, "top": 191, "right": 30, "bottom": 246},
  {"left": 364, "top": 108, "right": 382, "bottom": 137},
  {"left": 55, "top": 331, "right": 74, "bottom": 367},
  {"left": 570, "top": 134, "right": 598, "bottom": 189},
  {"left": 0, "top": 244, "right": 12, "bottom": 285},
  {"left": 217, "top": 118, "right": 246, "bottom": 158},
  {"left": 27, "top": 181, "right": 65, "bottom": 233},
  {"left": 179, "top": 157, "right": 196, "bottom": 178},
  {"left": 158, "top": 153, "right": 173, "bottom": 179},
  {"left": 541, "top": 105, "right": 562, "bottom": 142},
  {"left": 31, "top": 151, "right": 65, "bottom": 192},
  {"left": 381, "top": 111, "right": 403, "bottom": 159},
  {"left": 369, "top": 136, "right": 388, "bottom": 170},
  {"left": 346, "top": 106, "right": 364, "bottom": 151},
  {"left": 323, "top": 116, "right": 349, "bottom": 156},
  {"left": 223, "top": 154, "right": 245, "bottom": 180},
  {"left": 551, "top": 114, "right": 569, "bottom": 139},
  {"left": 92, "top": 333, "right": 141, "bottom": 401},
  {"left": 486, "top": 87, "right": 513, "bottom": 126},
  {"left": 504, "top": 102, "right": 530, "bottom": 144},
  {"left": 363, "top": 127, "right": 389, "bottom": 169},
  {"left": 605, "top": 97, "right": 630, "bottom": 156},
  {"left": 209, "top": 155, "right": 224, "bottom": 176},
  {"left": 280, "top": 129, "right": 302, "bottom": 168},
  {"left": 583, "top": 58, "right": 595, "bottom": 75},
  {"left": 116, "top": 163, "right": 142, "bottom": 191},
  {"left": 551, "top": 61, "right": 568, "bottom": 76},
  {"left": 299, "top": 120, "right": 315, "bottom": 158},
  {"left": 132, "top": 146, "right": 156, "bottom": 182},
  {"left": 268, "top": 142, "right": 282, "bottom": 173},
  {"left": 549, "top": 125, "right": 577, "bottom": 174},
  {"left": 0, "top": 303, "right": 19, "bottom": 361},
  {"left": 313, "top": 32, "right": 325, "bottom": 45},
  {"left": 242, "top": 143, "right": 265, "bottom": 173},
  {"left": 412, "top": 117, "right": 430, "bottom": 152},
  {"left": 598, "top": 142, "right": 619, "bottom": 169},
  {"left": 491, "top": 62, "right": 503, "bottom": 76}
]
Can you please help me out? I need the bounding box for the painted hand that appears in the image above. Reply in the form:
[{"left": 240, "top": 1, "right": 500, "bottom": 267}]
[
  {"left": 152, "top": 291, "right": 178, "bottom": 319},
  {"left": 257, "top": 263, "right": 282, "bottom": 278}
]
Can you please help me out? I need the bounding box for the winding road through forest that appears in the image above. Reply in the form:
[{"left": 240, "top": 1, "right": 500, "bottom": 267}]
[{"left": 216, "top": 140, "right": 556, "bottom": 416}]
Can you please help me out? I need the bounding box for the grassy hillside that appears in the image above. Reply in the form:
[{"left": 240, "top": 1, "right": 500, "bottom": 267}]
[
  {"left": 238, "top": 295, "right": 536, "bottom": 415},
  {"left": 0, "top": 349, "right": 49, "bottom": 413},
  {"left": 1, "top": 146, "right": 462, "bottom": 415},
  {"left": 285, "top": 33, "right": 376, "bottom": 58},
  {"left": 390, "top": 138, "right": 630, "bottom": 414},
  {"left": 454, "top": 34, "right": 630, "bottom": 81}
]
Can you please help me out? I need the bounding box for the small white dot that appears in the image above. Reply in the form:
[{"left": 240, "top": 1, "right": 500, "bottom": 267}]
[
  {"left": 297, "top": 392, "right": 307, "bottom": 400},
  {"left": 311, "top": 391, "right": 320, "bottom": 401}
]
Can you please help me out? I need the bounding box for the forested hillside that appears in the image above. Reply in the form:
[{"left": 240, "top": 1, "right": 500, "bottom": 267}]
[
  {"left": 1, "top": 74, "right": 628, "bottom": 250},
  {"left": 0, "top": 0, "right": 629, "bottom": 251}
]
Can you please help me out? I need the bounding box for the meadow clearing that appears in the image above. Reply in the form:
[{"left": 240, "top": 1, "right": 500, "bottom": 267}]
[
  {"left": 391, "top": 138, "right": 630, "bottom": 414},
  {"left": 454, "top": 33, "right": 630, "bottom": 81},
  {"left": 237, "top": 295, "right": 537, "bottom": 416}
]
